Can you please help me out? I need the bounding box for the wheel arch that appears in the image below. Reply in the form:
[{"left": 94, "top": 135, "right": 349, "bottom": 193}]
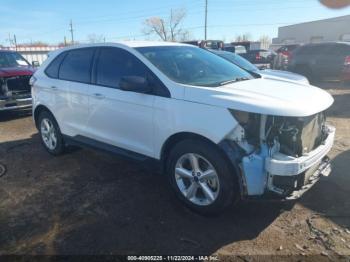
[
  {"left": 160, "top": 132, "right": 241, "bottom": 180},
  {"left": 33, "top": 104, "right": 55, "bottom": 129}
]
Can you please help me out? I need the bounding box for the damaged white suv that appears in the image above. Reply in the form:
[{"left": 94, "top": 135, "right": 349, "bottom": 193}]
[{"left": 31, "top": 42, "right": 335, "bottom": 214}]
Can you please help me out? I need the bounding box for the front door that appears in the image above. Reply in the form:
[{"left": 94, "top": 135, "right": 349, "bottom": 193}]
[{"left": 86, "top": 47, "right": 156, "bottom": 157}]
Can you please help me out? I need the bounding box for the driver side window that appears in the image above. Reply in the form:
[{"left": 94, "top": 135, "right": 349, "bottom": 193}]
[{"left": 96, "top": 47, "right": 148, "bottom": 89}]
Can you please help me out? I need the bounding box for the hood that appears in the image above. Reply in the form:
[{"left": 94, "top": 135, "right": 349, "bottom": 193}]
[
  {"left": 0, "top": 66, "right": 35, "bottom": 78},
  {"left": 184, "top": 78, "right": 333, "bottom": 117},
  {"left": 259, "top": 69, "right": 309, "bottom": 84}
]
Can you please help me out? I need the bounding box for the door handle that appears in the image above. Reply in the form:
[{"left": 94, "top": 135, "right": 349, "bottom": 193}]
[
  {"left": 51, "top": 86, "right": 58, "bottom": 90},
  {"left": 93, "top": 93, "right": 105, "bottom": 99}
]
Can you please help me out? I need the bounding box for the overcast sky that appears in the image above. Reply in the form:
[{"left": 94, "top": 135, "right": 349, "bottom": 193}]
[{"left": 1, "top": 0, "right": 350, "bottom": 45}]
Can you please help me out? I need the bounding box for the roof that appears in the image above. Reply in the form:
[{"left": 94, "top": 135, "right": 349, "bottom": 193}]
[
  {"left": 120, "top": 41, "right": 189, "bottom": 48},
  {"left": 280, "top": 14, "right": 350, "bottom": 29},
  {"left": 65, "top": 41, "right": 189, "bottom": 49}
]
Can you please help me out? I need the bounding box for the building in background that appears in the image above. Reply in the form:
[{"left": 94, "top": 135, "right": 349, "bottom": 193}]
[
  {"left": 272, "top": 15, "right": 350, "bottom": 45},
  {"left": 0, "top": 45, "right": 61, "bottom": 65}
]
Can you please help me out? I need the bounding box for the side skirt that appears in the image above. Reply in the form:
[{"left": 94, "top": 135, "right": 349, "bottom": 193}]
[{"left": 63, "top": 134, "right": 162, "bottom": 173}]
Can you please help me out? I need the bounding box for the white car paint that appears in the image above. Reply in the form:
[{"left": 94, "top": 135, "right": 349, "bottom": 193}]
[
  {"left": 32, "top": 41, "right": 335, "bottom": 199},
  {"left": 184, "top": 78, "right": 333, "bottom": 117},
  {"left": 259, "top": 69, "right": 310, "bottom": 85}
]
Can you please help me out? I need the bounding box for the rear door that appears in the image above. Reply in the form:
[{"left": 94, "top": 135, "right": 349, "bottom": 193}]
[
  {"left": 86, "top": 47, "right": 159, "bottom": 157},
  {"left": 56, "top": 48, "right": 96, "bottom": 136},
  {"left": 312, "top": 44, "right": 335, "bottom": 79},
  {"left": 318, "top": 43, "right": 350, "bottom": 79}
]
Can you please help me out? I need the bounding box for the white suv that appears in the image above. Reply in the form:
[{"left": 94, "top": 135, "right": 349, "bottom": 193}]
[{"left": 31, "top": 42, "right": 335, "bottom": 214}]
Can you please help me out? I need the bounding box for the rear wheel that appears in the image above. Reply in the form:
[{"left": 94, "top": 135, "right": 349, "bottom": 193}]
[
  {"left": 38, "top": 111, "right": 65, "bottom": 155},
  {"left": 166, "top": 139, "right": 239, "bottom": 214}
]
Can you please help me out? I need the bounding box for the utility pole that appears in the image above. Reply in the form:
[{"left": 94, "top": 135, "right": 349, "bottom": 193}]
[
  {"left": 64, "top": 36, "right": 67, "bottom": 46},
  {"left": 69, "top": 19, "right": 74, "bottom": 45},
  {"left": 13, "top": 34, "right": 17, "bottom": 51},
  {"left": 204, "top": 0, "right": 208, "bottom": 40}
]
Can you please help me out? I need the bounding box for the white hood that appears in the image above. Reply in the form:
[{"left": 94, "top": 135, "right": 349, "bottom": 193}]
[
  {"left": 259, "top": 69, "right": 309, "bottom": 85},
  {"left": 184, "top": 78, "right": 333, "bottom": 117}
]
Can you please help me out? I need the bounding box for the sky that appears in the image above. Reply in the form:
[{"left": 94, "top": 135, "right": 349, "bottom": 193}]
[{"left": 0, "top": 0, "right": 350, "bottom": 46}]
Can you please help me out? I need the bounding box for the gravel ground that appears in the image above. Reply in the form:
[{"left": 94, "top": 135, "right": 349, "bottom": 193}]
[{"left": 0, "top": 83, "right": 349, "bottom": 260}]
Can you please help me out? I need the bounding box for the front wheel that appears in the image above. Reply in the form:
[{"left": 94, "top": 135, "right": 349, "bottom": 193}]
[{"left": 166, "top": 140, "right": 239, "bottom": 214}]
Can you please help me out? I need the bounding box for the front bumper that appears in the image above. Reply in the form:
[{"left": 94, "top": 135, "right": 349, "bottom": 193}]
[
  {"left": 0, "top": 96, "right": 32, "bottom": 111},
  {"left": 265, "top": 125, "right": 335, "bottom": 198},
  {"left": 285, "top": 157, "right": 331, "bottom": 200},
  {"left": 266, "top": 126, "right": 335, "bottom": 176}
]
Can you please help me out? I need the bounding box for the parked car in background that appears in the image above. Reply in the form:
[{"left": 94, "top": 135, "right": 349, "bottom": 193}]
[
  {"left": 181, "top": 40, "right": 224, "bottom": 50},
  {"left": 223, "top": 44, "right": 247, "bottom": 54},
  {"left": 272, "top": 44, "right": 301, "bottom": 70},
  {"left": 32, "top": 42, "right": 334, "bottom": 214},
  {"left": 240, "top": 49, "right": 276, "bottom": 69},
  {"left": 211, "top": 50, "right": 309, "bottom": 84},
  {"left": 276, "top": 44, "right": 300, "bottom": 59},
  {"left": 288, "top": 42, "right": 350, "bottom": 83},
  {"left": 0, "top": 50, "right": 35, "bottom": 111}
]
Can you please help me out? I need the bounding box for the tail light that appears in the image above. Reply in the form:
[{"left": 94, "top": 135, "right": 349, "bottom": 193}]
[
  {"left": 289, "top": 51, "right": 294, "bottom": 61},
  {"left": 256, "top": 54, "right": 261, "bottom": 60},
  {"left": 344, "top": 56, "right": 350, "bottom": 66}
]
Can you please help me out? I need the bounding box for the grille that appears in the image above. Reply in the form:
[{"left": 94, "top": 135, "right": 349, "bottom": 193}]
[
  {"left": 1, "top": 75, "right": 31, "bottom": 96},
  {"left": 268, "top": 112, "right": 326, "bottom": 157}
]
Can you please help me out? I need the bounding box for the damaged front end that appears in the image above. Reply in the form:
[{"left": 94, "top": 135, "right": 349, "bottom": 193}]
[
  {"left": 225, "top": 110, "right": 335, "bottom": 200},
  {"left": 0, "top": 75, "right": 32, "bottom": 111}
]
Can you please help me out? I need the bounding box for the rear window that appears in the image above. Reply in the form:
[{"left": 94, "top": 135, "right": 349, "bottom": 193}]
[
  {"left": 296, "top": 44, "right": 329, "bottom": 55},
  {"left": 45, "top": 52, "right": 67, "bottom": 78},
  {"left": 59, "top": 48, "right": 95, "bottom": 83}
]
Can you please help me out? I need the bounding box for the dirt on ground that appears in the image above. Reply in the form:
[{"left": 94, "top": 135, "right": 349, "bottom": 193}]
[{"left": 0, "top": 83, "right": 350, "bottom": 260}]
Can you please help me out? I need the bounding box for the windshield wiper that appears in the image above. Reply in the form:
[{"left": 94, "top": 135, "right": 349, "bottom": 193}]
[{"left": 219, "top": 77, "right": 250, "bottom": 86}]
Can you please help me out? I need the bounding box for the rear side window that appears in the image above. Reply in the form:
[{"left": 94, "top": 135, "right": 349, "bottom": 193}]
[
  {"left": 45, "top": 52, "right": 66, "bottom": 78},
  {"left": 96, "top": 47, "right": 149, "bottom": 88},
  {"left": 328, "top": 44, "right": 350, "bottom": 56},
  {"left": 59, "top": 48, "right": 95, "bottom": 83}
]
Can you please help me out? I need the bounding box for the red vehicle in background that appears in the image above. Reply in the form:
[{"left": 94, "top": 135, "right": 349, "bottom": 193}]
[
  {"left": 276, "top": 44, "right": 300, "bottom": 59},
  {"left": 342, "top": 55, "right": 350, "bottom": 84},
  {"left": 0, "top": 50, "right": 35, "bottom": 111}
]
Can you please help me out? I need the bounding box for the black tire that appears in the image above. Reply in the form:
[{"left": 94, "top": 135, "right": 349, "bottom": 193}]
[
  {"left": 38, "top": 111, "right": 65, "bottom": 155},
  {"left": 166, "top": 139, "right": 239, "bottom": 215}
]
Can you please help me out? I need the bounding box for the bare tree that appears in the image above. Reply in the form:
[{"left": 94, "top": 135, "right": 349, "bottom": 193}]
[
  {"left": 87, "top": 33, "right": 105, "bottom": 43},
  {"left": 234, "top": 33, "right": 252, "bottom": 42},
  {"left": 143, "top": 8, "right": 189, "bottom": 41},
  {"left": 259, "top": 34, "right": 271, "bottom": 48}
]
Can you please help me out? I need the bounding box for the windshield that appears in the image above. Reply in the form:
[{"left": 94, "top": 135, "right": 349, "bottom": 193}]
[
  {"left": 136, "top": 46, "right": 253, "bottom": 87},
  {"left": 0, "top": 52, "right": 30, "bottom": 68},
  {"left": 216, "top": 51, "right": 259, "bottom": 72}
]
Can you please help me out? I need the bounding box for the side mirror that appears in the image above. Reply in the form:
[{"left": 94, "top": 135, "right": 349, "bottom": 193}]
[
  {"left": 32, "top": 61, "right": 40, "bottom": 67},
  {"left": 119, "top": 76, "right": 152, "bottom": 94}
]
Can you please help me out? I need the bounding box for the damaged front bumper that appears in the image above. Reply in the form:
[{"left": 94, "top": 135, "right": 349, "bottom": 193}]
[
  {"left": 0, "top": 95, "right": 32, "bottom": 111},
  {"left": 222, "top": 125, "right": 335, "bottom": 200},
  {"left": 265, "top": 125, "right": 335, "bottom": 199}
]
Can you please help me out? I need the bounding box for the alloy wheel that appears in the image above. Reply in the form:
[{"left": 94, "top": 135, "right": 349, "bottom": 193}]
[
  {"left": 40, "top": 118, "right": 57, "bottom": 150},
  {"left": 175, "top": 153, "right": 220, "bottom": 206}
]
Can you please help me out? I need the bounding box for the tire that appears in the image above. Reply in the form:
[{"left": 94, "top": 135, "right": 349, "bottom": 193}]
[
  {"left": 38, "top": 111, "right": 65, "bottom": 155},
  {"left": 166, "top": 139, "right": 239, "bottom": 214}
]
